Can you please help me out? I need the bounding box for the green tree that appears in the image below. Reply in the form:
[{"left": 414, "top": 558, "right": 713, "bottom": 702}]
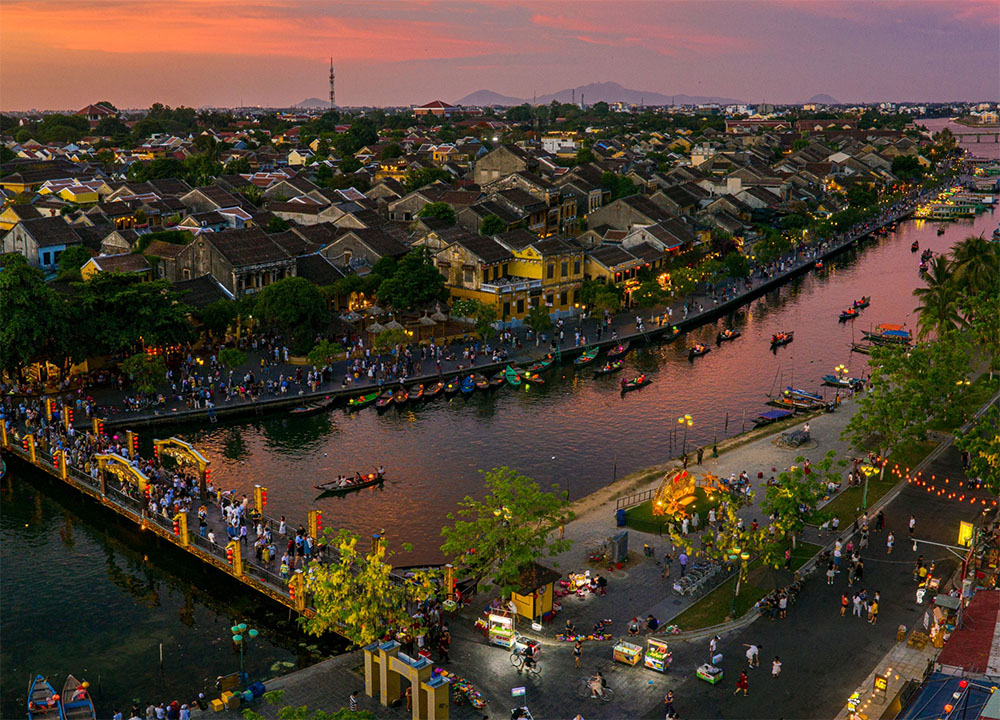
[
  {"left": 241, "top": 689, "right": 377, "bottom": 720},
  {"left": 722, "top": 251, "right": 751, "bottom": 279},
  {"left": 955, "top": 405, "right": 1000, "bottom": 495},
  {"left": 525, "top": 306, "right": 554, "bottom": 338},
  {"left": 74, "top": 273, "right": 194, "bottom": 356},
  {"left": 404, "top": 166, "right": 451, "bottom": 193},
  {"left": 373, "top": 328, "right": 408, "bottom": 352},
  {"left": 217, "top": 347, "right": 247, "bottom": 372},
  {"left": 120, "top": 352, "right": 167, "bottom": 395},
  {"left": 950, "top": 234, "right": 1000, "bottom": 297},
  {"left": 302, "top": 529, "right": 439, "bottom": 647},
  {"left": 254, "top": 277, "right": 328, "bottom": 354},
  {"left": 600, "top": 172, "right": 637, "bottom": 200},
  {"left": 338, "top": 157, "right": 362, "bottom": 174},
  {"left": 305, "top": 339, "right": 343, "bottom": 367},
  {"left": 440, "top": 466, "right": 574, "bottom": 596},
  {"left": 480, "top": 214, "right": 506, "bottom": 236},
  {"left": 56, "top": 244, "right": 93, "bottom": 280},
  {"left": 0, "top": 255, "right": 70, "bottom": 375},
  {"left": 380, "top": 143, "right": 403, "bottom": 160},
  {"left": 266, "top": 216, "right": 290, "bottom": 233},
  {"left": 762, "top": 450, "right": 843, "bottom": 548},
  {"left": 223, "top": 157, "right": 251, "bottom": 174},
  {"left": 913, "top": 255, "right": 963, "bottom": 338},
  {"left": 575, "top": 146, "right": 595, "bottom": 164},
  {"left": 417, "top": 202, "right": 455, "bottom": 224},
  {"left": 376, "top": 248, "right": 448, "bottom": 311},
  {"left": 194, "top": 300, "right": 235, "bottom": 339},
  {"left": 962, "top": 291, "right": 1000, "bottom": 380},
  {"left": 891, "top": 155, "right": 924, "bottom": 181}
]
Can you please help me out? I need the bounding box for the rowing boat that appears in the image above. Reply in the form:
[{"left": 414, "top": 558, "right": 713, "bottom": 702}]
[
  {"left": 27, "top": 675, "right": 61, "bottom": 720},
  {"left": 853, "top": 296, "right": 870, "bottom": 309},
  {"left": 526, "top": 353, "right": 555, "bottom": 373},
  {"left": 393, "top": 387, "right": 410, "bottom": 405},
  {"left": 504, "top": 365, "right": 521, "bottom": 387},
  {"left": 424, "top": 381, "right": 445, "bottom": 399},
  {"left": 594, "top": 360, "right": 624, "bottom": 376},
  {"left": 770, "top": 331, "right": 794, "bottom": 348},
  {"left": 839, "top": 308, "right": 859, "bottom": 322},
  {"left": 620, "top": 376, "right": 652, "bottom": 393},
  {"left": 688, "top": 344, "right": 711, "bottom": 359},
  {"left": 754, "top": 409, "right": 794, "bottom": 426},
  {"left": 346, "top": 392, "right": 378, "bottom": 410},
  {"left": 444, "top": 379, "right": 460, "bottom": 396},
  {"left": 473, "top": 373, "right": 490, "bottom": 391},
  {"left": 606, "top": 341, "right": 630, "bottom": 359},
  {"left": 61, "top": 675, "right": 96, "bottom": 720},
  {"left": 518, "top": 370, "right": 545, "bottom": 385},
  {"left": 375, "top": 390, "right": 395, "bottom": 410},
  {"left": 573, "top": 347, "right": 599, "bottom": 366},
  {"left": 409, "top": 384, "right": 425, "bottom": 401},
  {"left": 289, "top": 395, "right": 335, "bottom": 416},
  {"left": 911, "top": 241, "right": 919, "bottom": 252},
  {"left": 460, "top": 375, "right": 476, "bottom": 395},
  {"left": 822, "top": 374, "right": 864, "bottom": 389},
  {"left": 716, "top": 329, "right": 741, "bottom": 344},
  {"left": 488, "top": 373, "right": 505, "bottom": 389},
  {"left": 316, "top": 473, "right": 386, "bottom": 496},
  {"left": 784, "top": 387, "right": 823, "bottom": 402},
  {"left": 767, "top": 396, "right": 823, "bottom": 412},
  {"left": 863, "top": 324, "right": 911, "bottom": 345}
]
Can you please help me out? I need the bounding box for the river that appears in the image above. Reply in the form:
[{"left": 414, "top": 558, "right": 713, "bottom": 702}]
[
  {"left": 922, "top": 117, "right": 1000, "bottom": 160},
  {"left": 2, "top": 199, "right": 996, "bottom": 717}
]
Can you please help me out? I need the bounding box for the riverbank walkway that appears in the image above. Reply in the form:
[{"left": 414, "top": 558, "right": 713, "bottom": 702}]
[{"left": 6, "top": 194, "right": 924, "bottom": 434}]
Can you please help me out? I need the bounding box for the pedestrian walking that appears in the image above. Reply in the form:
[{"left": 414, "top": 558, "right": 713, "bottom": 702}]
[
  {"left": 852, "top": 593, "right": 863, "bottom": 617},
  {"left": 887, "top": 531, "right": 895, "bottom": 555},
  {"left": 784, "top": 547, "right": 792, "bottom": 570},
  {"left": 664, "top": 690, "right": 677, "bottom": 719},
  {"left": 348, "top": 691, "right": 359, "bottom": 712},
  {"left": 697, "top": 446, "right": 704, "bottom": 465},
  {"left": 771, "top": 657, "right": 782, "bottom": 678},
  {"left": 868, "top": 599, "right": 879, "bottom": 624},
  {"left": 876, "top": 511, "right": 885, "bottom": 531},
  {"left": 574, "top": 640, "right": 582, "bottom": 668},
  {"left": 909, "top": 515, "right": 916, "bottom": 538},
  {"left": 841, "top": 592, "right": 849, "bottom": 616},
  {"left": 826, "top": 562, "right": 836, "bottom": 584},
  {"left": 679, "top": 551, "right": 688, "bottom": 577},
  {"left": 734, "top": 670, "right": 749, "bottom": 696}
]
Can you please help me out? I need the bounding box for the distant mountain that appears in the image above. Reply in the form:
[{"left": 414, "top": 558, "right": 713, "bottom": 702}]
[
  {"left": 294, "top": 97, "right": 330, "bottom": 109},
  {"left": 807, "top": 93, "right": 840, "bottom": 105},
  {"left": 535, "top": 82, "right": 738, "bottom": 107},
  {"left": 455, "top": 89, "right": 526, "bottom": 106}
]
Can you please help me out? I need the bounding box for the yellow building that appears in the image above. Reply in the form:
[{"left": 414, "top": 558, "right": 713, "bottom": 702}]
[
  {"left": 80, "top": 253, "right": 152, "bottom": 281},
  {"left": 498, "top": 232, "right": 585, "bottom": 316},
  {"left": 56, "top": 186, "right": 100, "bottom": 204}
]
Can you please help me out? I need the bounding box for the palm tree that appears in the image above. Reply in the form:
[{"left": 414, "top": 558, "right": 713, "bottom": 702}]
[
  {"left": 951, "top": 234, "right": 1000, "bottom": 296},
  {"left": 913, "top": 255, "right": 963, "bottom": 339}
]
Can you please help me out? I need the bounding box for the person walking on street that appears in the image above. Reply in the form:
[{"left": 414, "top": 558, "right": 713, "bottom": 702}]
[
  {"left": 734, "top": 670, "right": 749, "bottom": 696},
  {"left": 853, "top": 593, "right": 863, "bottom": 618},
  {"left": 909, "top": 515, "right": 916, "bottom": 539},
  {"left": 887, "top": 531, "right": 895, "bottom": 555},
  {"left": 574, "top": 640, "right": 582, "bottom": 669},
  {"left": 868, "top": 598, "right": 879, "bottom": 624},
  {"left": 664, "top": 690, "right": 677, "bottom": 719},
  {"left": 841, "top": 592, "right": 849, "bottom": 616},
  {"left": 697, "top": 446, "right": 704, "bottom": 465},
  {"left": 771, "top": 657, "right": 782, "bottom": 678},
  {"left": 710, "top": 635, "right": 720, "bottom": 664},
  {"left": 826, "top": 562, "right": 836, "bottom": 584},
  {"left": 876, "top": 511, "right": 885, "bottom": 531},
  {"left": 679, "top": 551, "right": 688, "bottom": 576}
]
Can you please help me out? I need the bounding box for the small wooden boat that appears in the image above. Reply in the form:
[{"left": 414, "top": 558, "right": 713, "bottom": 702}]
[
  {"left": 840, "top": 308, "right": 859, "bottom": 322},
  {"left": 424, "top": 381, "right": 445, "bottom": 399},
  {"left": 289, "top": 395, "right": 335, "bottom": 416},
  {"left": 518, "top": 370, "right": 545, "bottom": 385},
  {"left": 460, "top": 375, "right": 476, "bottom": 395},
  {"left": 716, "top": 329, "right": 741, "bottom": 344},
  {"left": 61, "top": 675, "right": 96, "bottom": 720},
  {"left": 688, "top": 344, "right": 711, "bottom": 359},
  {"left": 754, "top": 409, "right": 794, "bottom": 426},
  {"left": 822, "top": 374, "right": 864, "bottom": 389},
  {"left": 27, "top": 675, "right": 61, "bottom": 720},
  {"left": 408, "top": 384, "right": 425, "bottom": 402},
  {"left": 594, "top": 360, "right": 624, "bottom": 376},
  {"left": 316, "top": 472, "right": 385, "bottom": 496},
  {"left": 863, "top": 324, "right": 912, "bottom": 345},
  {"left": 504, "top": 365, "right": 521, "bottom": 387},
  {"left": 620, "top": 375, "right": 652, "bottom": 393},
  {"left": 375, "top": 389, "right": 395, "bottom": 410},
  {"left": 853, "top": 296, "right": 870, "bottom": 309},
  {"left": 346, "top": 392, "right": 378, "bottom": 410},
  {"left": 937, "top": 227, "right": 945, "bottom": 236},
  {"left": 910, "top": 241, "right": 919, "bottom": 252},
  {"left": 815, "top": 261, "right": 823, "bottom": 270},
  {"left": 393, "top": 387, "right": 410, "bottom": 405},
  {"left": 919, "top": 261, "right": 928, "bottom": 273},
  {"left": 573, "top": 347, "right": 599, "bottom": 366},
  {"left": 770, "top": 331, "right": 794, "bottom": 348},
  {"left": 473, "top": 373, "right": 489, "bottom": 391},
  {"left": 526, "top": 353, "right": 555, "bottom": 373},
  {"left": 767, "top": 396, "right": 824, "bottom": 412},
  {"left": 488, "top": 373, "right": 505, "bottom": 390},
  {"left": 785, "top": 387, "right": 823, "bottom": 402},
  {"left": 921, "top": 249, "right": 933, "bottom": 261},
  {"left": 850, "top": 342, "right": 873, "bottom": 355},
  {"left": 606, "top": 341, "right": 630, "bottom": 359},
  {"left": 444, "top": 379, "right": 460, "bottom": 396}
]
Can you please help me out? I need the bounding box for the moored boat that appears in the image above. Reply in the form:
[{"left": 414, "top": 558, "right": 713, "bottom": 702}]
[
  {"left": 487, "top": 373, "right": 505, "bottom": 390},
  {"left": 606, "top": 341, "right": 630, "bottom": 359},
  {"left": 473, "top": 373, "right": 489, "bottom": 391},
  {"left": 526, "top": 353, "right": 555, "bottom": 373},
  {"left": 594, "top": 360, "right": 624, "bottom": 376},
  {"left": 754, "top": 409, "right": 794, "bottom": 427},
  {"left": 444, "top": 379, "right": 460, "bottom": 396},
  {"left": 815, "top": 261, "right": 823, "bottom": 270},
  {"left": 61, "top": 675, "right": 96, "bottom": 720},
  {"left": 716, "top": 329, "right": 741, "bottom": 344},
  {"left": 620, "top": 375, "right": 652, "bottom": 393},
  {"left": 375, "top": 389, "right": 395, "bottom": 410},
  {"left": 518, "top": 370, "right": 546, "bottom": 385},
  {"left": 289, "top": 401, "right": 325, "bottom": 416},
  {"left": 409, "top": 384, "right": 425, "bottom": 402},
  {"left": 863, "top": 324, "right": 912, "bottom": 345},
  {"left": 573, "top": 347, "right": 599, "bottom": 366},
  {"left": 911, "top": 240, "right": 919, "bottom": 252},
  {"left": 393, "top": 387, "right": 410, "bottom": 405},
  {"left": 688, "top": 343, "right": 711, "bottom": 359},
  {"left": 822, "top": 374, "right": 865, "bottom": 389},
  {"left": 346, "top": 391, "right": 378, "bottom": 410},
  {"left": 785, "top": 387, "right": 823, "bottom": 402},
  {"left": 770, "top": 331, "right": 794, "bottom": 348},
  {"left": 460, "top": 375, "right": 476, "bottom": 395},
  {"left": 27, "top": 675, "right": 61, "bottom": 720},
  {"left": 767, "top": 396, "right": 824, "bottom": 412},
  {"left": 424, "top": 381, "right": 445, "bottom": 399},
  {"left": 504, "top": 365, "right": 521, "bottom": 387}
]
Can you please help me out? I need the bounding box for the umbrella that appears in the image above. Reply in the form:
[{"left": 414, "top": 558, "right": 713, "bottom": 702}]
[
  {"left": 418, "top": 314, "right": 437, "bottom": 326},
  {"left": 366, "top": 321, "right": 386, "bottom": 334},
  {"left": 431, "top": 310, "right": 448, "bottom": 322},
  {"left": 366, "top": 305, "right": 385, "bottom": 316},
  {"left": 339, "top": 311, "right": 361, "bottom": 323},
  {"left": 384, "top": 319, "right": 404, "bottom": 331}
]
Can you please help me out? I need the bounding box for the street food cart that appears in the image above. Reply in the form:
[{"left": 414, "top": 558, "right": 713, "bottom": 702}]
[
  {"left": 613, "top": 640, "right": 643, "bottom": 666},
  {"left": 644, "top": 637, "right": 672, "bottom": 672},
  {"left": 696, "top": 663, "right": 724, "bottom": 684},
  {"left": 488, "top": 609, "right": 515, "bottom": 648}
]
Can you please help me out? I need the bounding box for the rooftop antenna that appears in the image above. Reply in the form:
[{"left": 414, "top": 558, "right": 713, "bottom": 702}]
[
  {"left": 581, "top": 93, "right": 585, "bottom": 110},
  {"left": 572, "top": 88, "right": 576, "bottom": 105},
  {"left": 329, "top": 57, "right": 336, "bottom": 109}
]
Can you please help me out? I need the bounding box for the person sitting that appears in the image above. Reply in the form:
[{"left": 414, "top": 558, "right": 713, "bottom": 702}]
[
  {"left": 628, "top": 617, "right": 640, "bottom": 637},
  {"left": 593, "top": 618, "right": 608, "bottom": 634},
  {"left": 72, "top": 682, "right": 89, "bottom": 701},
  {"left": 646, "top": 614, "right": 660, "bottom": 632},
  {"left": 565, "top": 619, "right": 577, "bottom": 636},
  {"left": 589, "top": 671, "right": 605, "bottom": 698},
  {"left": 376, "top": 465, "right": 385, "bottom": 478}
]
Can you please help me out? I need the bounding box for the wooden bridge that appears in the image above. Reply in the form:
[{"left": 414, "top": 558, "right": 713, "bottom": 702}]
[{"left": 953, "top": 130, "right": 1000, "bottom": 143}]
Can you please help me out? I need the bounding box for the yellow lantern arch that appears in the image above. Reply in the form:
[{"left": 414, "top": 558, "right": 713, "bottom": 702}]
[
  {"left": 153, "top": 437, "right": 211, "bottom": 497},
  {"left": 94, "top": 453, "right": 150, "bottom": 495}
]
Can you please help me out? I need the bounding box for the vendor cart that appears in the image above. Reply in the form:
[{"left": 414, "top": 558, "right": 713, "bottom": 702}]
[
  {"left": 696, "top": 663, "right": 723, "bottom": 684},
  {"left": 613, "top": 639, "right": 643, "bottom": 666},
  {"left": 644, "top": 637, "right": 673, "bottom": 672}
]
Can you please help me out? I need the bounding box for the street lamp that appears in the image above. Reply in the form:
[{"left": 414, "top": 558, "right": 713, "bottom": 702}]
[
  {"left": 231, "top": 623, "right": 259, "bottom": 688},
  {"left": 677, "top": 415, "right": 693, "bottom": 457}
]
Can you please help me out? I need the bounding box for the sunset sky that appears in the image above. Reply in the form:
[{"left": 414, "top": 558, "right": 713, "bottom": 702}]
[{"left": 1, "top": 0, "right": 997, "bottom": 111}]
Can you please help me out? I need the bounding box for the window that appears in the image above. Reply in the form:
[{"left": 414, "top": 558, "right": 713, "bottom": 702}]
[
  {"left": 41, "top": 251, "right": 51, "bottom": 266},
  {"left": 546, "top": 264, "right": 554, "bottom": 279},
  {"left": 561, "top": 261, "right": 568, "bottom": 277},
  {"left": 182, "top": 268, "right": 191, "bottom": 280},
  {"left": 343, "top": 250, "right": 352, "bottom": 265},
  {"left": 573, "top": 259, "right": 581, "bottom": 275},
  {"left": 516, "top": 298, "right": 524, "bottom": 314},
  {"left": 560, "top": 291, "right": 568, "bottom": 306},
  {"left": 503, "top": 301, "right": 511, "bottom": 318},
  {"left": 531, "top": 296, "right": 540, "bottom": 309},
  {"left": 502, "top": 263, "right": 509, "bottom": 275},
  {"left": 545, "top": 294, "right": 554, "bottom": 307},
  {"left": 463, "top": 268, "right": 474, "bottom": 284}
]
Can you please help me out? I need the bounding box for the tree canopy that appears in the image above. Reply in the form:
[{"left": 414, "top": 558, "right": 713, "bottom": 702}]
[
  {"left": 417, "top": 202, "right": 455, "bottom": 225},
  {"left": 253, "top": 277, "right": 328, "bottom": 354},
  {"left": 0, "top": 255, "right": 70, "bottom": 374},
  {"left": 121, "top": 352, "right": 166, "bottom": 395},
  {"left": 376, "top": 248, "right": 448, "bottom": 311},
  {"left": 480, "top": 214, "right": 506, "bottom": 236}
]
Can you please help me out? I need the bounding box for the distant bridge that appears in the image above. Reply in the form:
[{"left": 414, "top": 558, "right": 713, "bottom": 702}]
[{"left": 953, "top": 130, "right": 1000, "bottom": 143}]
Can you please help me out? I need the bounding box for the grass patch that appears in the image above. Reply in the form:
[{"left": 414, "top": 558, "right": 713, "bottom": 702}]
[
  {"left": 670, "top": 542, "right": 821, "bottom": 631},
  {"left": 624, "top": 488, "right": 722, "bottom": 534},
  {"left": 927, "top": 374, "right": 1000, "bottom": 432}
]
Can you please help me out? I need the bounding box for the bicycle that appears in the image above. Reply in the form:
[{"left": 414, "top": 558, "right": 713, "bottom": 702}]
[
  {"left": 575, "top": 677, "right": 614, "bottom": 702},
  {"left": 510, "top": 647, "right": 541, "bottom": 677}
]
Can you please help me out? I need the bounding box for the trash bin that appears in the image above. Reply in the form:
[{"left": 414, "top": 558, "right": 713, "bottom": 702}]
[{"left": 615, "top": 508, "right": 626, "bottom": 527}]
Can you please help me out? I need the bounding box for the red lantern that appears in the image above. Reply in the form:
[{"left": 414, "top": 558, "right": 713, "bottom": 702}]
[
  {"left": 131, "top": 433, "right": 139, "bottom": 455},
  {"left": 22, "top": 437, "right": 29, "bottom": 451},
  {"left": 172, "top": 519, "right": 180, "bottom": 535},
  {"left": 288, "top": 581, "right": 296, "bottom": 602},
  {"left": 261, "top": 488, "right": 267, "bottom": 507},
  {"left": 226, "top": 545, "right": 234, "bottom": 565},
  {"left": 52, "top": 451, "right": 60, "bottom": 469}
]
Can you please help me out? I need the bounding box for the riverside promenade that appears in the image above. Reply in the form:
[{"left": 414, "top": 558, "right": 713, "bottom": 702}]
[
  {"left": 27, "top": 194, "right": 922, "bottom": 433},
  {"left": 202, "top": 387, "right": 997, "bottom": 720}
]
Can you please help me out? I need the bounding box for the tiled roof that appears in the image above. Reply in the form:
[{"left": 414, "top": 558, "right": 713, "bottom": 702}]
[
  {"left": 14, "top": 216, "right": 83, "bottom": 247},
  {"left": 89, "top": 253, "right": 150, "bottom": 273},
  {"left": 296, "top": 253, "right": 344, "bottom": 285},
  {"left": 340, "top": 227, "right": 408, "bottom": 258},
  {"left": 206, "top": 227, "right": 290, "bottom": 266},
  {"left": 451, "top": 235, "right": 514, "bottom": 265},
  {"left": 144, "top": 240, "right": 188, "bottom": 259},
  {"left": 174, "top": 275, "right": 231, "bottom": 307}
]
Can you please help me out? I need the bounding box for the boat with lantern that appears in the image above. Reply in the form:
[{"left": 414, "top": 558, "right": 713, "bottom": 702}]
[
  {"left": 346, "top": 391, "right": 378, "bottom": 410},
  {"left": 444, "top": 378, "right": 460, "bottom": 396},
  {"left": 853, "top": 296, "right": 870, "bottom": 309},
  {"left": 375, "top": 389, "right": 395, "bottom": 410},
  {"left": 863, "top": 324, "right": 912, "bottom": 345},
  {"left": 822, "top": 374, "right": 865, "bottom": 389},
  {"left": 573, "top": 347, "right": 600, "bottom": 367},
  {"left": 517, "top": 369, "right": 546, "bottom": 385},
  {"left": 770, "top": 331, "right": 794, "bottom": 348},
  {"left": 488, "top": 372, "right": 505, "bottom": 390},
  {"left": 424, "top": 381, "right": 445, "bottom": 399},
  {"left": 839, "top": 308, "right": 859, "bottom": 322},
  {"left": 594, "top": 360, "right": 624, "bottom": 376},
  {"left": 504, "top": 365, "right": 522, "bottom": 387},
  {"left": 27, "top": 675, "right": 61, "bottom": 720},
  {"left": 61, "top": 675, "right": 96, "bottom": 720},
  {"left": 716, "top": 328, "right": 741, "bottom": 344},
  {"left": 288, "top": 395, "right": 336, "bottom": 416},
  {"left": 606, "top": 341, "right": 630, "bottom": 359},
  {"left": 911, "top": 240, "right": 919, "bottom": 252},
  {"left": 408, "top": 384, "right": 425, "bottom": 402},
  {"left": 784, "top": 387, "right": 823, "bottom": 402},
  {"left": 688, "top": 344, "right": 711, "bottom": 359},
  {"left": 315, "top": 471, "right": 386, "bottom": 496},
  {"left": 393, "top": 386, "right": 411, "bottom": 405},
  {"left": 460, "top": 375, "right": 476, "bottom": 396},
  {"left": 473, "top": 373, "right": 490, "bottom": 391},
  {"left": 620, "top": 375, "right": 652, "bottom": 393},
  {"left": 526, "top": 353, "right": 555, "bottom": 373}
]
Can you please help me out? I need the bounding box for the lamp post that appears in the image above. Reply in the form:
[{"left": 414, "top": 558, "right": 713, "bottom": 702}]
[
  {"left": 677, "top": 415, "right": 693, "bottom": 457},
  {"left": 729, "top": 547, "right": 751, "bottom": 618},
  {"left": 231, "top": 623, "right": 258, "bottom": 688}
]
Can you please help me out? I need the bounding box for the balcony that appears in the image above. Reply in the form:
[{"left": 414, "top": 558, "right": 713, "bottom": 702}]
[{"left": 480, "top": 277, "right": 542, "bottom": 294}]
